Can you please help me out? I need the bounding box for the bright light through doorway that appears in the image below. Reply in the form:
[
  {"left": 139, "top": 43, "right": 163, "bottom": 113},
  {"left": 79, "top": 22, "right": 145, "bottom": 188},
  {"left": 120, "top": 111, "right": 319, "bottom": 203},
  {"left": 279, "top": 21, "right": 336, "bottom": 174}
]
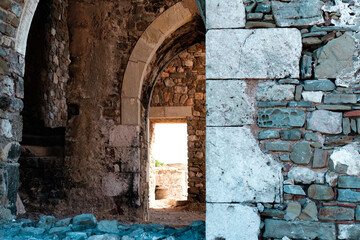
[{"left": 153, "top": 123, "right": 188, "bottom": 165}]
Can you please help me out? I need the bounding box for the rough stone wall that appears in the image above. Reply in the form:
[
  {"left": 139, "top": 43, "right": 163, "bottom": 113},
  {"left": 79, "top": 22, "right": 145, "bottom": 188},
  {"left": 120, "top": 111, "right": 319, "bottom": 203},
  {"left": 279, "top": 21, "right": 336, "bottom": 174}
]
[
  {"left": 155, "top": 165, "right": 187, "bottom": 200},
  {"left": 0, "top": 0, "right": 26, "bottom": 220},
  {"left": 206, "top": 0, "right": 360, "bottom": 239},
  {"left": 64, "top": 0, "right": 183, "bottom": 221},
  {"left": 150, "top": 43, "right": 206, "bottom": 202}
]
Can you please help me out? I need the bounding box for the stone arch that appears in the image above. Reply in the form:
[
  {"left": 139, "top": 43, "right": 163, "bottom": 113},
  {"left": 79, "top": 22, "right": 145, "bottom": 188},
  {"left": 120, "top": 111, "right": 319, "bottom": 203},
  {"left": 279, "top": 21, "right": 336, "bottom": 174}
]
[
  {"left": 121, "top": 1, "right": 200, "bottom": 125},
  {"left": 15, "top": 0, "right": 39, "bottom": 56}
]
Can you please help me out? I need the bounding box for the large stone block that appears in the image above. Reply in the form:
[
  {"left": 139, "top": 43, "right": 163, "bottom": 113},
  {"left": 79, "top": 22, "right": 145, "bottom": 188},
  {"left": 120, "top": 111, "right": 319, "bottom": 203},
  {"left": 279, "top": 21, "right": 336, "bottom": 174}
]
[
  {"left": 314, "top": 33, "right": 360, "bottom": 87},
  {"left": 206, "top": 0, "right": 246, "bottom": 29},
  {"left": 263, "top": 219, "right": 335, "bottom": 240},
  {"left": 318, "top": 207, "right": 355, "bottom": 221},
  {"left": 307, "top": 110, "right": 342, "bottom": 134},
  {"left": 206, "top": 28, "right": 302, "bottom": 79},
  {"left": 206, "top": 203, "right": 260, "bottom": 240},
  {"left": 258, "top": 108, "right": 305, "bottom": 128},
  {"left": 206, "top": 126, "right": 282, "bottom": 203},
  {"left": 308, "top": 184, "right": 334, "bottom": 200},
  {"left": 337, "top": 189, "right": 360, "bottom": 202},
  {"left": 272, "top": 0, "right": 324, "bottom": 27},
  {"left": 206, "top": 80, "right": 255, "bottom": 126},
  {"left": 288, "top": 167, "right": 324, "bottom": 184},
  {"left": 290, "top": 142, "right": 311, "bottom": 165},
  {"left": 338, "top": 176, "right": 360, "bottom": 189}
]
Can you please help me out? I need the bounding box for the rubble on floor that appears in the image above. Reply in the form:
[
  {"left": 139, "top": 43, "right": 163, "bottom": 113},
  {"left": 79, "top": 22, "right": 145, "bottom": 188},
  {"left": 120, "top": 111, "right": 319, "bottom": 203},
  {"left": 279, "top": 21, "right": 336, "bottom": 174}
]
[{"left": 0, "top": 214, "right": 205, "bottom": 240}]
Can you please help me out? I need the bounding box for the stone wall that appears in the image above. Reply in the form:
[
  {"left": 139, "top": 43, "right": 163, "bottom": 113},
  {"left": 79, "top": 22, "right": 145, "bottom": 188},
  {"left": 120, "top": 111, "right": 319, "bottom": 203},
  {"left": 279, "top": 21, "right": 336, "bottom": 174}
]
[
  {"left": 0, "top": 0, "right": 27, "bottom": 220},
  {"left": 150, "top": 43, "right": 206, "bottom": 202},
  {"left": 206, "top": 0, "right": 360, "bottom": 239},
  {"left": 155, "top": 165, "right": 187, "bottom": 200}
]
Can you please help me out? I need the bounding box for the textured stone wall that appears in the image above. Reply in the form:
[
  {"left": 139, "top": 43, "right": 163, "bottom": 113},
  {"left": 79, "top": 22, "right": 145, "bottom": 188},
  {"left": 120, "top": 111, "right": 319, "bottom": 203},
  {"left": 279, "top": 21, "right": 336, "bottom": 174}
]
[
  {"left": 150, "top": 43, "right": 206, "bottom": 202},
  {"left": 206, "top": 0, "right": 360, "bottom": 239},
  {"left": 0, "top": 0, "right": 27, "bottom": 220}
]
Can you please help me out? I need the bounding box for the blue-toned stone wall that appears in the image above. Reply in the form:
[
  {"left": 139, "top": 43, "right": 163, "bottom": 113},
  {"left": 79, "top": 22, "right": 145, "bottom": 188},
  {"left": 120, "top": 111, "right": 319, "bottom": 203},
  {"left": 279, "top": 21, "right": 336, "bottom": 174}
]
[{"left": 207, "top": 0, "right": 360, "bottom": 239}]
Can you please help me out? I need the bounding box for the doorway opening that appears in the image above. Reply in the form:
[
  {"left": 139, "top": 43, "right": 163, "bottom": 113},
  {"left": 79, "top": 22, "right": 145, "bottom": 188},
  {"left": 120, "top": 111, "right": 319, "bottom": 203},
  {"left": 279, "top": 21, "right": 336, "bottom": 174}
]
[{"left": 149, "top": 121, "right": 188, "bottom": 209}]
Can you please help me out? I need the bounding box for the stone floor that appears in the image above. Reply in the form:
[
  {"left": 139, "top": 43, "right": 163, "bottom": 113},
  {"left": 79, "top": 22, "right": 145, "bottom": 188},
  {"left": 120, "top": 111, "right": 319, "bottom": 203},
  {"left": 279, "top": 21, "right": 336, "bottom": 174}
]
[{"left": 0, "top": 213, "right": 205, "bottom": 239}]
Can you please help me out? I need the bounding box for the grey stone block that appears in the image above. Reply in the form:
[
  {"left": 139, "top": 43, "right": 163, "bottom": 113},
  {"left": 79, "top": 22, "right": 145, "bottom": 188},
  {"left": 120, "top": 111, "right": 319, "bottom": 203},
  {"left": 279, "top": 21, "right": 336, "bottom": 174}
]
[
  {"left": 258, "top": 108, "right": 305, "bottom": 128},
  {"left": 206, "top": 126, "right": 282, "bottom": 203},
  {"left": 280, "top": 129, "right": 301, "bottom": 140},
  {"left": 338, "top": 176, "right": 360, "bottom": 189},
  {"left": 337, "top": 189, "right": 360, "bottom": 202},
  {"left": 256, "top": 81, "right": 295, "bottom": 101},
  {"left": 305, "top": 132, "right": 318, "bottom": 141},
  {"left": 272, "top": 0, "right": 324, "bottom": 27},
  {"left": 308, "top": 184, "right": 334, "bottom": 200},
  {"left": 206, "top": 203, "right": 260, "bottom": 240},
  {"left": 304, "top": 79, "right": 336, "bottom": 91},
  {"left": 206, "top": 80, "right": 255, "bottom": 126},
  {"left": 324, "top": 94, "right": 357, "bottom": 104},
  {"left": 307, "top": 110, "right": 342, "bottom": 134},
  {"left": 312, "top": 148, "right": 328, "bottom": 168},
  {"left": 206, "top": 28, "right": 301, "bottom": 79},
  {"left": 283, "top": 185, "right": 305, "bottom": 195},
  {"left": 318, "top": 207, "right": 355, "bottom": 221},
  {"left": 284, "top": 201, "right": 301, "bottom": 220},
  {"left": 263, "top": 219, "right": 335, "bottom": 240},
  {"left": 265, "top": 142, "right": 291, "bottom": 152},
  {"left": 290, "top": 141, "right": 311, "bottom": 165},
  {"left": 258, "top": 130, "right": 280, "bottom": 140}
]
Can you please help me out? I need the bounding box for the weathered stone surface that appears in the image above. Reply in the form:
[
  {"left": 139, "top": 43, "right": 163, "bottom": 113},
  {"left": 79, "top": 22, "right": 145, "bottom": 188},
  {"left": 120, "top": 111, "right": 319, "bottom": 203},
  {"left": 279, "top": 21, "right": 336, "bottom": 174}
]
[
  {"left": 337, "top": 189, "right": 360, "bottom": 202},
  {"left": 300, "top": 201, "right": 318, "bottom": 221},
  {"left": 37, "top": 216, "right": 56, "bottom": 230},
  {"left": 290, "top": 142, "right": 311, "bottom": 165},
  {"left": 258, "top": 108, "right": 305, "bottom": 128},
  {"left": 279, "top": 153, "right": 290, "bottom": 161},
  {"left": 301, "top": 53, "right": 312, "bottom": 79},
  {"left": 109, "top": 126, "right": 140, "bottom": 147},
  {"left": 272, "top": 0, "right": 324, "bottom": 27},
  {"left": 308, "top": 184, "right": 334, "bottom": 200},
  {"left": 258, "top": 130, "right": 279, "bottom": 140},
  {"left": 257, "top": 101, "right": 287, "bottom": 108},
  {"left": 314, "top": 33, "right": 359, "bottom": 87},
  {"left": 338, "top": 176, "right": 360, "bottom": 189},
  {"left": 338, "top": 224, "right": 360, "bottom": 240},
  {"left": 307, "top": 110, "right": 342, "bottom": 134},
  {"left": 284, "top": 201, "right": 301, "bottom": 220},
  {"left": 302, "top": 91, "right": 323, "bottom": 103},
  {"left": 261, "top": 209, "right": 285, "bottom": 218},
  {"left": 287, "top": 101, "right": 314, "bottom": 108},
  {"left": 256, "top": 81, "right": 294, "bottom": 101},
  {"left": 206, "top": 28, "right": 302, "bottom": 79},
  {"left": 280, "top": 130, "right": 301, "bottom": 140},
  {"left": 288, "top": 167, "right": 324, "bottom": 184},
  {"left": 312, "top": 149, "right": 328, "bottom": 168},
  {"left": 318, "top": 207, "right": 355, "bottom": 221},
  {"left": 357, "top": 206, "right": 360, "bottom": 221},
  {"left": 343, "top": 118, "right": 351, "bottom": 135},
  {"left": 294, "top": 86, "right": 302, "bottom": 102},
  {"left": 97, "top": 220, "right": 120, "bottom": 234},
  {"left": 284, "top": 185, "right": 305, "bottom": 195},
  {"left": 245, "top": 21, "right": 276, "bottom": 28},
  {"left": 304, "top": 80, "right": 336, "bottom": 91},
  {"left": 265, "top": 142, "right": 291, "bottom": 152},
  {"left": 207, "top": 126, "right": 282, "bottom": 203},
  {"left": 330, "top": 144, "right": 360, "bottom": 176},
  {"left": 324, "top": 94, "right": 357, "bottom": 104},
  {"left": 207, "top": 80, "right": 255, "bottom": 126},
  {"left": 305, "top": 132, "right": 318, "bottom": 142},
  {"left": 206, "top": 204, "right": 260, "bottom": 240},
  {"left": 325, "top": 172, "right": 338, "bottom": 187},
  {"left": 206, "top": 0, "right": 246, "bottom": 29},
  {"left": 263, "top": 219, "right": 335, "bottom": 240},
  {"left": 72, "top": 214, "right": 97, "bottom": 230}
]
